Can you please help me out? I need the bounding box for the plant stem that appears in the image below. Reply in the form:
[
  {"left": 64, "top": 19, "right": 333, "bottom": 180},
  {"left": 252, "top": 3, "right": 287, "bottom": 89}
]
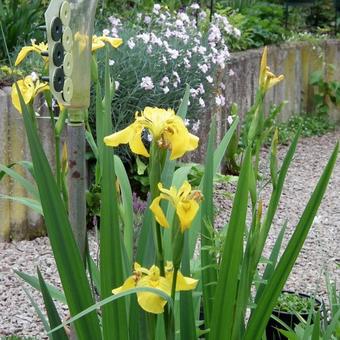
[
  {"left": 171, "top": 266, "right": 179, "bottom": 302},
  {"left": 149, "top": 142, "right": 165, "bottom": 275}
]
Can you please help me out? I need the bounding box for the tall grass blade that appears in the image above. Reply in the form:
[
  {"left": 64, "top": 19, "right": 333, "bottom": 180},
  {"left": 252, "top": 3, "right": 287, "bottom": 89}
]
[
  {"left": 0, "top": 195, "right": 42, "bottom": 215},
  {"left": 0, "top": 164, "right": 39, "bottom": 199},
  {"left": 180, "top": 233, "right": 197, "bottom": 340},
  {"left": 200, "top": 118, "right": 218, "bottom": 332},
  {"left": 16, "top": 85, "right": 101, "bottom": 339},
  {"left": 15, "top": 270, "right": 66, "bottom": 304},
  {"left": 100, "top": 49, "right": 128, "bottom": 340},
  {"left": 255, "top": 221, "right": 287, "bottom": 302},
  {"left": 37, "top": 268, "right": 68, "bottom": 340},
  {"left": 209, "top": 147, "right": 251, "bottom": 340},
  {"left": 189, "top": 118, "right": 239, "bottom": 259},
  {"left": 114, "top": 155, "right": 133, "bottom": 265},
  {"left": 22, "top": 285, "right": 50, "bottom": 334},
  {"left": 245, "top": 143, "right": 339, "bottom": 340}
]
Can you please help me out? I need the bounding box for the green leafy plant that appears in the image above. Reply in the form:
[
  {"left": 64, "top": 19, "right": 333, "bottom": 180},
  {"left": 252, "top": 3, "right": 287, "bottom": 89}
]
[
  {"left": 216, "top": 2, "right": 287, "bottom": 51},
  {"left": 274, "top": 273, "right": 340, "bottom": 339},
  {"left": 310, "top": 65, "right": 340, "bottom": 115},
  {"left": 277, "top": 114, "right": 336, "bottom": 145},
  {"left": 275, "top": 292, "right": 319, "bottom": 314},
  {"left": 0, "top": 0, "right": 46, "bottom": 63}
]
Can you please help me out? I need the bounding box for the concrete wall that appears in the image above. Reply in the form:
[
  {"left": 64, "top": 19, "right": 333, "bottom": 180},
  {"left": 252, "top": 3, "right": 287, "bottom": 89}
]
[
  {"left": 0, "top": 90, "right": 56, "bottom": 241},
  {"left": 1, "top": 40, "right": 340, "bottom": 240},
  {"left": 195, "top": 39, "right": 340, "bottom": 160}
]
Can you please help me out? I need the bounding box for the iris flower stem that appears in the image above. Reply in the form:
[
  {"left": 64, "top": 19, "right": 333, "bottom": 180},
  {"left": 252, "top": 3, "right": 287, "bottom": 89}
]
[
  {"left": 170, "top": 266, "right": 179, "bottom": 302},
  {"left": 149, "top": 142, "right": 165, "bottom": 275}
]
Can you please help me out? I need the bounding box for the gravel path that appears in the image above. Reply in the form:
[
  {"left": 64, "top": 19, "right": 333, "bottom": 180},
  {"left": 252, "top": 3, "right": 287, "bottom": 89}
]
[{"left": 1, "top": 130, "right": 339, "bottom": 338}]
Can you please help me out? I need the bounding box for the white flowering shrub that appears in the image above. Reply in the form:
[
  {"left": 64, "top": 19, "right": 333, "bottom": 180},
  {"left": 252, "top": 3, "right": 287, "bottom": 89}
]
[{"left": 91, "top": 4, "right": 239, "bottom": 139}]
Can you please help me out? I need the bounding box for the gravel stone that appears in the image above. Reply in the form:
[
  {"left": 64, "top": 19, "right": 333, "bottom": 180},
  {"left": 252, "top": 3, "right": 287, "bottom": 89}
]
[{"left": 1, "top": 130, "right": 339, "bottom": 337}]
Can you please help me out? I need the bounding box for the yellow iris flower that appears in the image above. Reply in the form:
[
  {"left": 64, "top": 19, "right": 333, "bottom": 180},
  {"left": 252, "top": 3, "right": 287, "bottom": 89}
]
[
  {"left": 104, "top": 107, "right": 199, "bottom": 160},
  {"left": 91, "top": 35, "right": 123, "bottom": 52},
  {"left": 14, "top": 35, "right": 122, "bottom": 66},
  {"left": 150, "top": 181, "right": 202, "bottom": 232},
  {"left": 259, "top": 46, "right": 284, "bottom": 93},
  {"left": 15, "top": 41, "right": 48, "bottom": 66},
  {"left": 112, "top": 262, "right": 198, "bottom": 314},
  {"left": 11, "top": 75, "right": 49, "bottom": 113}
]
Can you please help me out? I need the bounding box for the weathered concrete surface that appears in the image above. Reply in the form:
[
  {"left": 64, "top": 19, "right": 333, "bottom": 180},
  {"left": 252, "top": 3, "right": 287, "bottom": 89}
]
[
  {"left": 0, "top": 88, "right": 57, "bottom": 241},
  {"left": 196, "top": 39, "right": 340, "bottom": 161}
]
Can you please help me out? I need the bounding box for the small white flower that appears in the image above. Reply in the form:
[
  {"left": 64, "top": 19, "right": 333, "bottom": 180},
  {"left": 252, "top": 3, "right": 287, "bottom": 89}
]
[
  {"left": 137, "top": 13, "right": 142, "bottom": 21},
  {"left": 173, "top": 82, "right": 178, "bottom": 88},
  {"left": 160, "top": 76, "right": 169, "bottom": 86},
  {"left": 184, "top": 58, "right": 191, "bottom": 69},
  {"left": 140, "top": 76, "right": 154, "bottom": 90},
  {"left": 234, "top": 28, "right": 241, "bottom": 37},
  {"left": 192, "top": 119, "right": 201, "bottom": 132},
  {"left": 229, "top": 69, "right": 235, "bottom": 77},
  {"left": 206, "top": 76, "right": 213, "bottom": 84},
  {"left": 190, "top": 88, "right": 198, "bottom": 98},
  {"left": 175, "top": 19, "right": 183, "bottom": 27},
  {"left": 30, "top": 72, "right": 39, "bottom": 82},
  {"left": 127, "top": 39, "right": 135, "bottom": 49},
  {"left": 215, "top": 95, "right": 225, "bottom": 107},
  {"left": 220, "top": 83, "right": 226, "bottom": 90},
  {"left": 109, "top": 59, "right": 115, "bottom": 66},
  {"left": 184, "top": 118, "right": 190, "bottom": 126},
  {"left": 144, "top": 16, "right": 151, "bottom": 24},
  {"left": 153, "top": 4, "right": 161, "bottom": 14},
  {"left": 199, "top": 98, "right": 205, "bottom": 108},
  {"left": 198, "top": 83, "right": 205, "bottom": 94},
  {"left": 30, "top": 38, "right": 37, "bottom": 45},
  {"left": 172, "top": 71, "right": 181, "bottom": 83},
  {"left": 227, "top": 116, "right": 233, "bottom": 125},
  {"left": 115, "top": 81, "right": 120, "bottom": 90},
  {"left": 190, "top": 3, "right": 200, "bottom": 9},
  {"left": 167, "top": 48, "right": 179, "bottom": 59},
  {"left": 137, "top": 33, "right": 150, "bottom": 44},
  {"left": 102, "top": 29, "right": 110, "bottom": 36},
  {"left": 162, "top": 86, "right": 170, "bottom": 94},
  {"left": 198, "top": 46, "right": 207, "bottom": 55},
  {"left": 199, "top": 64, "right": 209, "bottom": 74},
  {"left": 162, "top": 56, "right": 168, "bottom": 65},
  {"left": 147, "top": 45, "right": 152, "bottom": 54},
  {"left": 199, "top": 11, "right": 207, "bottom": 20}
]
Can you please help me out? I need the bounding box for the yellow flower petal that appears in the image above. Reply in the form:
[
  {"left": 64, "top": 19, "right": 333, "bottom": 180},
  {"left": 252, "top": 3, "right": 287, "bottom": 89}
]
[
  {"left": 101, "top": 37, "right": 123, "bottom": 49},
  {"left": 258, "top": 46, "right": 284, "bottom": 93},
  {"left": 112, "top": 276, "right": 136, "bottom": 295},
  {"left": 137, "top": 274, "right": 171, "bottom": 314},
  {"left": 104, "top": 124, "right": 134, "bottom": 147},
  {"left": 104, "top": 123, "right": 149, "bottom": 157},
  {"left": 259, "top": 46, "right": 268, "bottom": 88},
  {"left": 92, "top": 35, "right": 123, "bottom": 52},
  {"left": 15, "top": 42, "right": 48, "bottom": 66},
  {"left": 129, "top": 124, "right": 149, "bottom": 157},
  {"left": 166, "top": 271, "right": 198, "bottom": 291},
  {"left": 150, "top": 196, "right": 169, "bottom": 228},
  {"left": 176, "top": 200, "right": 199, "bottom": 232},
  {"left": 11, "top": 76, "right": 49, "bottom": 113},
  {"left": 91, "top": 35, "right": 106, "bottom": 52}
]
